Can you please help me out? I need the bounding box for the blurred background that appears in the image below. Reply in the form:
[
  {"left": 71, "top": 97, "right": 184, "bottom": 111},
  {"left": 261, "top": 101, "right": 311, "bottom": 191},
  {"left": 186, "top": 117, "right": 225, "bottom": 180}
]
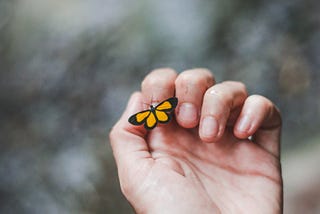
[{"left": 0, "top": 0, "right": 319, "bottom": 213}]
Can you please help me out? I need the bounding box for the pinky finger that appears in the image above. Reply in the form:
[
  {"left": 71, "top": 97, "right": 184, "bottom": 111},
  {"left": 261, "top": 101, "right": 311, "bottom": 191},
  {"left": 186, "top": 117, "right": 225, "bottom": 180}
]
[{"left": 234, "top": 95, "right": 282, "bottom": 157}]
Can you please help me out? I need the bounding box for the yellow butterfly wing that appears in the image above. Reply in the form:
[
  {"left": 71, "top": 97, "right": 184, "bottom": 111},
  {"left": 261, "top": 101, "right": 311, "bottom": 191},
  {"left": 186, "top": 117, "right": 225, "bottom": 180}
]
[
  {"left": 155, "top": 110, "right": 169, "bottom": 122},
  {"left": 154, "top": 97, "right": 178, "bottom": 124},
  {"left": 128, "top": 110, "right": 157, "bottom": 130},
  {"left": 128, "top": 110, "right": 151, "bottom": 125},
  {"left": 128, "top": 97, "right": 178, "bottom": 130},
  {"left": 145, "top": 111, "right": 157, "bottom": 129},
  {"left": 155, "top": 97, "right": 178, "bottom": 111}
]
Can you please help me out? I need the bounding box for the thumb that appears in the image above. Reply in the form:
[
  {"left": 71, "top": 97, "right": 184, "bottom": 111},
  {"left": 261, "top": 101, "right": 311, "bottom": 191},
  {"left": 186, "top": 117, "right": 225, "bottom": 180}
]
[{"left": 109, "top": 92, "right": 151, "bottom": 171}]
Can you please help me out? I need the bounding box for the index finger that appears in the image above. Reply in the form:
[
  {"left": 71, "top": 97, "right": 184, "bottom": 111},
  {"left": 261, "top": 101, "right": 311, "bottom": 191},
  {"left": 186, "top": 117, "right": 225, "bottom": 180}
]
[{"left": 141, "top": 68, "right": 178, "bottom": 106}]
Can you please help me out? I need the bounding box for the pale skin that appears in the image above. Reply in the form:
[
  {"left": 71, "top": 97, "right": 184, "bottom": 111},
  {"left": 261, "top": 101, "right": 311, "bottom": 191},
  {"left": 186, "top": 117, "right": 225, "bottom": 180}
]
[{"left": 109, "top": 69, "right": 283, "bottom": 214}]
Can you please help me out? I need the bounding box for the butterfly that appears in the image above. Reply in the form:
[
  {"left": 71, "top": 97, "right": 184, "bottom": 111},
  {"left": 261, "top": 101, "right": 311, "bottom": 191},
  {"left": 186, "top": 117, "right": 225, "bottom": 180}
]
[{"left": 128, "top": 97, "right": 178, "bottom": 130}]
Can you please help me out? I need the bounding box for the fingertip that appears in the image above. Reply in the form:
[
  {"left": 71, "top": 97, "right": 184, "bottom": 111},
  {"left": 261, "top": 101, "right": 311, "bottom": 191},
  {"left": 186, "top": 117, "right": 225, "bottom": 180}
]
[
  {"left": 234, "top": 114, "right": 254, "bottom": 139},
  {"left": 176, "top": 102, "right": 199, "bottom": 128},
  {"left": 199, "top": 116, "right": 222, "bottom": 143},
  {"left": 234, "top": 129, "right": 251, "bottom": 140}
]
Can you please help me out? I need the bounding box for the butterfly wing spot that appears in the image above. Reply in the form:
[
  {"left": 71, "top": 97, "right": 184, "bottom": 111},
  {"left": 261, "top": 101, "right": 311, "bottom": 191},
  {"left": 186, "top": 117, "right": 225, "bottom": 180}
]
[
  {"left": 155, "top": 110, "right": 169, "bottom": 123},
  {"left": 128, "top": 110, "right": 150, "bottom": 125},
  {"left": 145, "top": 111, "right": 157, "bottom": 129},
  {"left": 156, "top": 101, "right": 172, "bottom": 110},
  {"left": 136, "top": 111, "right": 150, "bottom": 123},
  {"left": 155, "top": 97, "right": 178, "bottom": 111}
]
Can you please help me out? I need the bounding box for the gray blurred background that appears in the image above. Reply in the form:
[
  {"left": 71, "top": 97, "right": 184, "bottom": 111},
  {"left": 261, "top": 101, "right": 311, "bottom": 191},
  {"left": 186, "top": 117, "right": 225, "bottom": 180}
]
[{"left": 0, "top": 0, "right": 319, "bottom": 213}]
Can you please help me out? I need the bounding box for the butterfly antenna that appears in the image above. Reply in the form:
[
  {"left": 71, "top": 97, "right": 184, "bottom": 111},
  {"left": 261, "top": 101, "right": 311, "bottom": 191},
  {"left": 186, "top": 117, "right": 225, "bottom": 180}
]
[
  {"left": 150, "top": 94, "right": 155, "bottom": 107},
  {"left": 142, "top": 102, "right": 150, "bottom": 107},
  {"left": 142, "top": 95, "right": 156, "bottom": 108},
  {"left": 142, "top": 96, "right": 152, "bottom": 108}
]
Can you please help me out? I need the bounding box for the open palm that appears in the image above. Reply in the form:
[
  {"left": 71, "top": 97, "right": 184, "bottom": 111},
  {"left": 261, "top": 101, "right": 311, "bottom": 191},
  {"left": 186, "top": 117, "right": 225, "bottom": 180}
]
[{"left": 110, "top": 69, "right": 282, "bottom": 214}]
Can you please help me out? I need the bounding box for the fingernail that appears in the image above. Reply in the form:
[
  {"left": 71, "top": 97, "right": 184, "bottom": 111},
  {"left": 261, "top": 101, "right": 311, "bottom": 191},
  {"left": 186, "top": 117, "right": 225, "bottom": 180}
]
[
  {"left": 201, "top": 116, "right": 219, "bottom": 139},
  {"left": 178, "top": 103, "right": 198, "bottom": 123},
  {"left": 237, "top": 115, "right": 251, "bottom": 133}
]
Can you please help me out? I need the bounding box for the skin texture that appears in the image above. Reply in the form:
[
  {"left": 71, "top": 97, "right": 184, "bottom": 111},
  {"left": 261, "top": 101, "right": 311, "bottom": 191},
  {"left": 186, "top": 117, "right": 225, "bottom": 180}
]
[{"left": 109, "top": 68, "right": 283, "bottom": 214}]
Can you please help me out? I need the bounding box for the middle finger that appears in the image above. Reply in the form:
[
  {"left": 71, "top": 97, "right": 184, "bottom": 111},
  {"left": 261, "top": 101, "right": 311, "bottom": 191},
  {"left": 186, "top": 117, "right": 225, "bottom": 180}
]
[{"left": 199, "top": 81, "right": 248, "bottom": 142}]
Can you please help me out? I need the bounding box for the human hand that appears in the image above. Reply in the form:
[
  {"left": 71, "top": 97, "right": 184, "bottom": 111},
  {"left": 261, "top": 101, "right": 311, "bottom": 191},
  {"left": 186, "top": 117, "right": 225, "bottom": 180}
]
[{"left": 109, "top": 68, "right": 282, "bottom": 214}]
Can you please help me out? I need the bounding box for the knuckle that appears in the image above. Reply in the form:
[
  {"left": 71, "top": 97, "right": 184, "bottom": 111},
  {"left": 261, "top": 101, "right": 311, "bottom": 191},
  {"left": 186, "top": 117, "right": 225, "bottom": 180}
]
[
  {"left": 248, "top": 94, "right": 273, "bottom": 109},
  {"left": 151, "top": 68, "right": 177, "bottom": 82},
  {"left": 248, "top": 95, "right": 282, "bottom": 127},
  {"left": 175, "top": 72, "right": 195, "bottom": 87},
  {"left": 222, "top": 81, "right": 247, "bottom": 93},
  {"left": 190, "top": 68, "right": 214, "bottom": 80},
  {"left": 141, "top": 68, "right": 176, "bottom": 90},
  {"left": 237, "top": 82, "right": 247, "bottom": 94},
  {"left": 206, "top": 86, "right": 232, "bottom": 110},
  {"left": 141, "top": 75, "right": 154, "bottom": 89},
  {"left": 152, "top": 67, "right": 176, "bottom": 74},
  {"left": 176, "top": 68, "right": 214, "bottom": 88},
  {"left": 264, "top": 99, "right": 273, "bottom": 110}
]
